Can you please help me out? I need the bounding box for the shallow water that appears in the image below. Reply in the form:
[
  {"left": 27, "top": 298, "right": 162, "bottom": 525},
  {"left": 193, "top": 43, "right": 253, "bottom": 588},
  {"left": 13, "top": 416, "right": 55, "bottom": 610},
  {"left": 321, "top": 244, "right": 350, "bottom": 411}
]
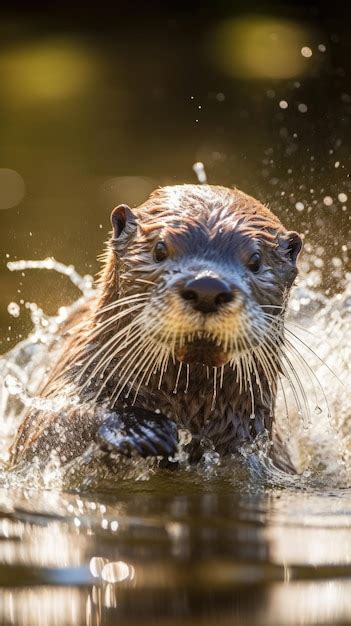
[{"left": 2, "top": 484, "right": 351, "bottom": 625}]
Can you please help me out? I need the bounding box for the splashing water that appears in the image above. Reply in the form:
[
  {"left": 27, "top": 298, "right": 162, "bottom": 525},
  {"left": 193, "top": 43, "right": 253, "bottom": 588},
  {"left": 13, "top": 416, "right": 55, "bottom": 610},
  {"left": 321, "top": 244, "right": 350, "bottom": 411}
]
[
  {"left": 0, "top": 255, "right": 350, "bottom": 489},
  {"left": 192, "top": 161, "right": 207, "bottom": 184},
  {"left": 7, "top": 258, "right": 94, "bottom": 295}
]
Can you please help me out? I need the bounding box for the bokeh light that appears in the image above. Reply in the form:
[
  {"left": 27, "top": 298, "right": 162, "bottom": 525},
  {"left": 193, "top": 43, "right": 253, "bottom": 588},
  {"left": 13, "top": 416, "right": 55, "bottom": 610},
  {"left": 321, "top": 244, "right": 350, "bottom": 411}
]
[
  {"left": 0, "top": 169, "right": 25, "bottom": 210},
  {"left": 0, "top": 39, "right": 98, "bottom": 102},
  {"left": 209, "top": 16, "right": 316, "bottom": 79}
]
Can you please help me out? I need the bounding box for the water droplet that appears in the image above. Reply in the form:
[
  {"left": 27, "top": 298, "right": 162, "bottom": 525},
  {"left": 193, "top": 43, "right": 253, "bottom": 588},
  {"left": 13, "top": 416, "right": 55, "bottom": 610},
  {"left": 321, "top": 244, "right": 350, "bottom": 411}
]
[
  {"left": 192, "top": 162, "right": 207, "bottom": 184},
  {"left": 298, "top": 103, "right": 308, "bottom": 113},
  {"left": 7, "top": 302, "right": 20, "bottom": 318},
  {"left": 301, "top": 46, "right": 312, "bottom": 58},
  {"left": 323, "top": 196, "right": 333, "bottom": 206}
]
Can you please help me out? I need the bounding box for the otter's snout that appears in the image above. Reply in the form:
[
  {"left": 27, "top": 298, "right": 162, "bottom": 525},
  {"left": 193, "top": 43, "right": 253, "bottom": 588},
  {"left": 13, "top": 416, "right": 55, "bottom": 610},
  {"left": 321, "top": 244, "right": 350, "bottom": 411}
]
[{"left": 180, "top": 276, "right": 233, "bottom": 314}]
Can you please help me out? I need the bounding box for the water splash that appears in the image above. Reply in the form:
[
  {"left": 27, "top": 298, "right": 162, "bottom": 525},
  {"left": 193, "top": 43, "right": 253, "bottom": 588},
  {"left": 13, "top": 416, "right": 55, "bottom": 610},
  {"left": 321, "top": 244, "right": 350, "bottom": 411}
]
[
  {"left": 7, "top": 258, "right": 94, "bottom": 297},
  {"left": 4, "top": 374, "right": 80, "bottom": 413},
  {"left": 192, "top": 162, "right": 207, "bottom": 184},
  {"left": 7, "top": 302, "right": 20, "bottom": 318}
]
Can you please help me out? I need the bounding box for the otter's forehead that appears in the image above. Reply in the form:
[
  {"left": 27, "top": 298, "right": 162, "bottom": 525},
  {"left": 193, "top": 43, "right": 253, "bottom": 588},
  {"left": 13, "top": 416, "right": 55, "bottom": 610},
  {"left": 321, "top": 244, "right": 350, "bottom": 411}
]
[{"left": 136, "top": 184, "right": 283, "bottom": 236}]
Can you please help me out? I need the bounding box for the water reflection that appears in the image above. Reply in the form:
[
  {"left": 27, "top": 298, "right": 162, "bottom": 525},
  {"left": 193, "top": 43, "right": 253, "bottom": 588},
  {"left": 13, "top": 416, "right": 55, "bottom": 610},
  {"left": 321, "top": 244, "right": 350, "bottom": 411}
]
[{"left": 0, "top": 487, "right": 350, "bottom": 624}]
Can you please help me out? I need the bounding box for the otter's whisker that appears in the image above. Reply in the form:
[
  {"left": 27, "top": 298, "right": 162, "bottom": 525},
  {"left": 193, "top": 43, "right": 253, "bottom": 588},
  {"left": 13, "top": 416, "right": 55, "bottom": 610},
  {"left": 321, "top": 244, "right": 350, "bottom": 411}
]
[
  {"left": 158, "top": 337, "right": 171, "bottom": 390},
  {"left": 261, "top": 308, "right": 321, "bottom": 341},
  {"left": 185, "top": 364, "right": 190, "bottom": 394},
  {"left": 110, "top": 319, "right": 165, "bottom": 401},
  {"left": 278, "top": 375, "right": 291, "bottom": 437},
  {"left": 79, "top": 316, "right": 144, "bottom": 388},
  {"left": 96, "top": 292, "right": 150, "bottom": 311},
  {"left": 242, "top": 349, "right": 255, "bottom": 416},
  {"left": 113, "top": 339, "right": 156, "bottom": 402},
  {"left": 284, "top": 338, "right": 331, "bottom": 420},
  {"left": 249, "top": 324, "right": 302, "bottom": 415},
  {"left": 78, "top": 304, "right": 147, "bottom": 369},
  {"left": 252, "top": 317, "right": 310, "bottom": 424},
  {"left": 231, "top": 336, "right": 243, "bottom": 393},
  {"left": 57, "top": 304, "right": 148, "bottom": 379},
  {"left": 94, "top": 328, "right": 154, "bottom": 402},
  {"left": 123, "top": 337, "right": 165, "bottom": 404},
  {"left": 94, "top": 323, "right": 146, "bottom": 380},
  {"left": 282, "top": 352, "right": 312, "bottom": 429},
  {"left": 275, "top": 350, "right": 310, "bottom": 427},
  {"left": 283, "top": 325, "right": 343, "bottom": 387},
  {"left": 249, "top": 346, "right": 264, "bottom": 404},
  {"left": 248, "top": 324, "right": 282, "bottom": 378},
  {"left": 89, "top": 303, "right": 147, "bottom": 356},
  {"left": 92, "top": 299, "right": 148, "bottom": 329},
  {"left": 219, "top": 365, "right": 224, "bottom": 390},
  {"left": 133, "top": 278, "right": 157, "bottom": 286},
  {"left": 65, "top": 294, "right": 149, "bottom": 334},
  {"left": 211, "top": 366, "right": 218, "bottom": 411},
  {"left": 132, "top": 344, "right": 168, "bottom": 404},
  {"left": 173, "top": 362, "right": 183, "bottom": 395}
]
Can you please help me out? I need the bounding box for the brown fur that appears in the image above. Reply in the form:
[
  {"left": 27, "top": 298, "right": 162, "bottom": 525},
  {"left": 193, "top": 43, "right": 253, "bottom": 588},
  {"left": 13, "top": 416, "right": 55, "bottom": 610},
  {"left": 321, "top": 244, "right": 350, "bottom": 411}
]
[{"left": 10, "top": 185, "right": 301, "bottom": 469}]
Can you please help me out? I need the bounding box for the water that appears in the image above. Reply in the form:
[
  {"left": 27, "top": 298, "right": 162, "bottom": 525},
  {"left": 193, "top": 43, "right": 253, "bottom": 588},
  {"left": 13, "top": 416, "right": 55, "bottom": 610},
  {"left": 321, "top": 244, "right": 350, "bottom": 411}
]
[{"left": 1, "top": 485, "right": 351, "bottom": 625}]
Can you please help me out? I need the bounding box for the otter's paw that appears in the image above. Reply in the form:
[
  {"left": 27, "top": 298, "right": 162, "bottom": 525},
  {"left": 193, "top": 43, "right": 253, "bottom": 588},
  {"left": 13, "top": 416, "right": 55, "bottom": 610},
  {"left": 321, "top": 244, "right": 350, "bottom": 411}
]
[{"left": 96, "top": 408, "right": 178, "bottom": 459}]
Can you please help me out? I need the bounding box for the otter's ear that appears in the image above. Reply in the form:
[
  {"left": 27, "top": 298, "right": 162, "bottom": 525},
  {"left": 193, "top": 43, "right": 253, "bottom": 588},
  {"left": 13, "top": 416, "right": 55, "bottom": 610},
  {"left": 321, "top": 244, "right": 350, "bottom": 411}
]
[
  {"left": 111, "top": 204, "right": 137, "bottom": 245},
  {"left": 280, "top": 231, "right": 303, "bottom": 265}
]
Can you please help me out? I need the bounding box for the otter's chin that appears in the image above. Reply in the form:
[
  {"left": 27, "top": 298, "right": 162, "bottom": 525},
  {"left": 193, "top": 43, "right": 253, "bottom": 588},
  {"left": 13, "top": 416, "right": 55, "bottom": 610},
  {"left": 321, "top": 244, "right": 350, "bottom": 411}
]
[{"left": 175, "top": 339, "right": 230, "bottom": 367}]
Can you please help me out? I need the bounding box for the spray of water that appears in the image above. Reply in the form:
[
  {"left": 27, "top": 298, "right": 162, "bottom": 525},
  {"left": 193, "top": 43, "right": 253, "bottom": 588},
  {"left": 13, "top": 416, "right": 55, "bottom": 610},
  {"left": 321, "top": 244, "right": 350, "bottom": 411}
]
[{"left": 192, "top": 162, "right": 207, "bottom": 184}]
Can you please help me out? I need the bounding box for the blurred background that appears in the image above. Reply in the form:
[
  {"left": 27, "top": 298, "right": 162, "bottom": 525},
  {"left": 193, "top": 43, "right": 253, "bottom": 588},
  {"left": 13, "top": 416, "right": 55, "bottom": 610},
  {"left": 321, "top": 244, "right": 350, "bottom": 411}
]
[{"left": 0, "top": 0, "right": 350, "bottom": 351}]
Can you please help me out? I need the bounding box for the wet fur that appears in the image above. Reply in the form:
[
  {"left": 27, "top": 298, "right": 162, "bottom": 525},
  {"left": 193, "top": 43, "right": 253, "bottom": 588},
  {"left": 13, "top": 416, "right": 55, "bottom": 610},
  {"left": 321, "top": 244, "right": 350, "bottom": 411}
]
[{"left": 10, "top": 185, "right": 301, "bottom": 469}]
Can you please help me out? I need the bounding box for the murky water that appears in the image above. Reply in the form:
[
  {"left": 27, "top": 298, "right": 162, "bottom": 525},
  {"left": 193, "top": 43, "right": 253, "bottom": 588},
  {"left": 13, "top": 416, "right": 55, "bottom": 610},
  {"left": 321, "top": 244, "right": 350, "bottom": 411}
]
[{"left": 1, "top": 2, "right": 351, "bottom": 624}]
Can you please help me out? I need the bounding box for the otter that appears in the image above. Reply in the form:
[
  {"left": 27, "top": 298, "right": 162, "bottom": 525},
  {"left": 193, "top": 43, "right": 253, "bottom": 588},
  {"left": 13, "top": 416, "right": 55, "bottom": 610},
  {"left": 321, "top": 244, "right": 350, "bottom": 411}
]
[{"left": 9, "top": 184, "right": 302, "bottom": 470}]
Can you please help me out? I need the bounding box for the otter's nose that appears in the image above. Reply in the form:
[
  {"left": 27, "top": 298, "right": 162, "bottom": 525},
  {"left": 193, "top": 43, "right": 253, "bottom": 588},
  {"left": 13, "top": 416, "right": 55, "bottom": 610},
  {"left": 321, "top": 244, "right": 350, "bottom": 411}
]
[{"left": 181, "top": 276, "right": 233, "bottom": 313}]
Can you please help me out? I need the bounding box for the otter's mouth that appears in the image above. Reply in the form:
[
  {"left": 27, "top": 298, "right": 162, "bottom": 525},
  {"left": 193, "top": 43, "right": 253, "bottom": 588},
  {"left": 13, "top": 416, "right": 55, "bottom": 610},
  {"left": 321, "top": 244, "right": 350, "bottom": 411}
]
[{"left": 175, "top": 338, "right": 229, "bottom": 367}]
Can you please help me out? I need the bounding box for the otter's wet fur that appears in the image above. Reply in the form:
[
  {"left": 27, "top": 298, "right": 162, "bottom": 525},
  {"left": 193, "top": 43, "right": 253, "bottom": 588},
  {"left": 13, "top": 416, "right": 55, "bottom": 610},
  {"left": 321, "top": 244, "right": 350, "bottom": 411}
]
[{"left": 10, "top": 184, "right": 302, "bottom": 470}]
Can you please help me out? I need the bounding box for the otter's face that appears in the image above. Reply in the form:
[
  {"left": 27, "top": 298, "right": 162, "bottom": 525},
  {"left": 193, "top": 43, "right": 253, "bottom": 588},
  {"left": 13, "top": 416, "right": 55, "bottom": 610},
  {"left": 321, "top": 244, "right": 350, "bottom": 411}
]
[{"left": 110, "top": 186, "right": 302, "bottom": 371}]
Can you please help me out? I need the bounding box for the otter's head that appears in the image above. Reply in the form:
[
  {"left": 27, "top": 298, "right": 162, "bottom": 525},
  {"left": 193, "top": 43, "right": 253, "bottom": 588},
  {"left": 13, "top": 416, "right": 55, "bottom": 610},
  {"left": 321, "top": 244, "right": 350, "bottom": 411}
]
[{"left": 107, "top": 185, "right": 301, "bottom": 377}]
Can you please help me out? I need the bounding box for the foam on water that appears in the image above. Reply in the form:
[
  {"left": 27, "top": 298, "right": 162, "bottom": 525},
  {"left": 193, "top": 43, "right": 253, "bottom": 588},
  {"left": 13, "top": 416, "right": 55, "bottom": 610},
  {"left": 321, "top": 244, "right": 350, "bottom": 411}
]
[{"left": 0, "top": 254, "right": 350, "bottom": 490}]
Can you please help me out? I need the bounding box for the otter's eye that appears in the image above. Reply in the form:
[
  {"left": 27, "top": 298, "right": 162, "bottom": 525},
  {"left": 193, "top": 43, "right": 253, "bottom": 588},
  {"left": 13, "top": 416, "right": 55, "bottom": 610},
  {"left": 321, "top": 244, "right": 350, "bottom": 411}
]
[
  {"left": 153, "top": 241, "right": 168, "bottom": 262},
  {"left": 247, "top": 252, "right": 262, "bottom": 273}
]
